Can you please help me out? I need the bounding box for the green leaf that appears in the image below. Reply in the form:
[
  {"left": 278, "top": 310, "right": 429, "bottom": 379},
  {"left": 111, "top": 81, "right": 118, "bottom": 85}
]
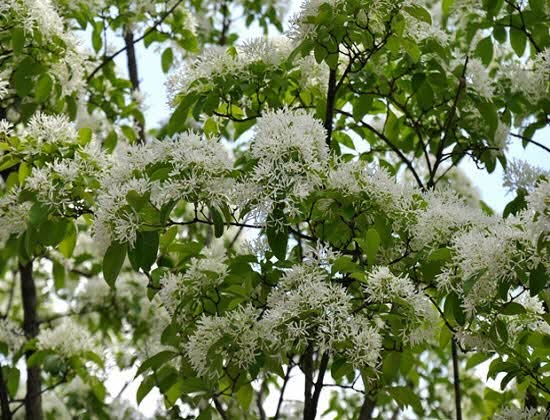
[
  {"left": 416, "top": 81, "right": 433, "bottom": 110},
  {"left": 444, "top": 292, "right": 465, "bottom": 326},
  {"left": 78, "top": 127, "right": 93, "bottom": 145},
  {"left": 102, "top": 242, "right": 127, "bottom": 288},
  {"left": 35, "top": 73, "right": 53, "bottom": 103},
  {"left": 365, "top": 228, "right": 380, "bottom": 267},
  {"left": 475, "top": 101, "right": 498, "bottom": 137},
  {"left": 137, "top": 374, "right": 155, "bottom": 405},
  {"left": 37, "top": 218, "right": 68, "bottom": 246},
  {"left": 130, "top": 231, "right": 159, "bottom": 272},
  {"left": 404, "top": 5, "right": 432, "bottom": 24},
  {"left": 210, "top": 206, "right": 224, "bottom": 238},
  {"left": 5, "top": 367, "right": 20, "bottom": 398},
  {"left": 475, "top": 37, "right": 493, "bottom": 66},
  {"left": 29, "top": 202, "right": 50, "bottom": 226},
  {"left": 510, "top": 28, "right": 527, "bottom": 57},
  {"left": 466, "top": 352, "right": 491, "bottom": 370},
  {"left": 58, "top": 222, "right": 77, "bottom": 258},
  {"left": 161, "top": 48, "right": 174, "bottom": 73},
  {"left": 12, "top": 27, "right": 25, "bottom": 54},
  {"left": 236, "top": 383, "right": 253, "bottom": 411},
  {"left": 529, "top": 263, "right": 547, "bottom": 296},
  {"left": 388, "top": 386, "right": 423, "bottom": 413},
  {"left": 500, "top": 302, "right": 526, "bottom": 316},
  {"left": 136, "top": 351, "right": 178, "bottom": 378},
  {"left": 0, "top": 155, "right": 19, "bottom": 172},
  {"left": 126, "top": 190, "right": 148, "bottom": 211},
  {"left": 503, "top": 190, "right": 528, "bottom": 218},
  {"left": 52, "top": 261, "right": 65, "bottom": 291}
]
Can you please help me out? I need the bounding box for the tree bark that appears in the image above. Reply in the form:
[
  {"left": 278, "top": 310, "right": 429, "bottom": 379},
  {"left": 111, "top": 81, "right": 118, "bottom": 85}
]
[
  {"left": 0, "top": 366, "right": 12, "bottom": 420},
  {"left": 451, "top": 338, "right": 462, "bottom": 420},
  {"left": 324, "top": 68, "right": 337, "bottom": 148},
  {"left": 19, "top": 262, "right": 42, "bottom": 420},
  {"left": 123, "top": 28, "right": 146, "bottom": 144},
  {"left": 359, "top": 395, "right": 375, "bottom": 420}
]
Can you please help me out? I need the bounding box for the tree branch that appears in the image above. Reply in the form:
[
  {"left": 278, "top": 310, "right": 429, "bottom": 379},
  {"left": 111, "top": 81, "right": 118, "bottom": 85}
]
[
  {"left": 274, "top": 363, "right": 294, "bottom": 420},
  {"left": 510, "top": 132, "right": 550, "bottom": 154},
  {"left": 86, "top": 0, "right": 186, "bottom": 81}
]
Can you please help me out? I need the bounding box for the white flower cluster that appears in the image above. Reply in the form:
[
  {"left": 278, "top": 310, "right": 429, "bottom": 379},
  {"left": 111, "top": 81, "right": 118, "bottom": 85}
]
[
  {"left": 93, "top": 132, "right": 233, "bottom": 251},
  {"left": 0, "top": 318, "right": 25, "bottom": 353},
  {"left": 501, "top": 48, "right": 550, "bottom": 104},
  {"left": 265, "top": 262, "right": 383, "bottom": 368},
  {"left": 494, "top": 407, "right": 547, "bottom": 420},
  {"left": 411, "top": 189, "right": 491, "bottom": 250},
  {"left": 327, "top": 160, "right": 414, "bottom": 217},
  {"left": 403, "top": 11, "right": 448, "bottom": 46},
  {"left": 0, "top": 76, "right": 8, "bottom": 100},
  {"left": 159, "top": 243, "right": 228, "bottom": 316},
  {"left": 363, "top": 266, "right": 439, "bottom": 345},
  {"left": 503, "top": 159, "right": 549, "bottom": 193},
  {"left": 38, "top": 319, "right": 95, "bottom": 357},
  {"left": 0, "top": 0, "right": 88, "bottom": 96},
  {"left": 524, "top": 179, "right": 550, "bottom": 238},
  {"left": 186, "top": 304, "right": 270, "bottom": 380},
  {"left": 21, "top": 112, "right": 78, "bottom": 153},
  {"left": 466, "top": 58, "right": 494, "bottom": 100},
  {"left": 240, "top": 108, "right": 329, "bottom": 219},
  {"left": 289, "top": 0, "right": 397, "bottom": 41},
  {"left": 0, "top": 0, "right": 64, "bottom": 40},
  {"left": 166, "top": 37, "right": 328, "bottom": 107},
  {"left": 0, "top": 188, "right": 31, "bottom": 244},
  {"left": 437, "top": 180, "right": 549, "bottom": 314}
]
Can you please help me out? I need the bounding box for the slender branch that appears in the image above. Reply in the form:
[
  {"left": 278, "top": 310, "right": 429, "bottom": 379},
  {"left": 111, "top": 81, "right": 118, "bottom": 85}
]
[
  {"left": 510, "top": 132, "right": 550, "bottom": 154},
  {"left": 213, "top": 397, "right": 229, "bottom": 420},
  {"left": 309, "top": 352, "right": 330, "bottom": 419},
  {"left": 86, "top": 0, "right": 186, "bottom": 81},
  {"left": 274, "top": 363, "right": 294, "bottom": 420},
  {"left": 337, "top": 109, "right": 425, "bottom": 190},
  {"left": 451, "top": 338, "right": 463, "bottom": 420},
  {"left": 429, "top": 56, "right": 468, "bottom": 189}
]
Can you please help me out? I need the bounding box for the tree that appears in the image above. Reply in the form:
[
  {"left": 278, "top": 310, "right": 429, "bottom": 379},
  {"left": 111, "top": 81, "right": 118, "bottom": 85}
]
[{"left": 0, "top": 0, "right": 549, "bottom": 418}]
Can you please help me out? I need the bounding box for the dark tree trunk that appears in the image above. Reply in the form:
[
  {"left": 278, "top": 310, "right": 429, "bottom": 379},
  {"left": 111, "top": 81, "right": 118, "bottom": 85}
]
[{"left": 19, "top": 262, "right": 42, "bottom": 420}]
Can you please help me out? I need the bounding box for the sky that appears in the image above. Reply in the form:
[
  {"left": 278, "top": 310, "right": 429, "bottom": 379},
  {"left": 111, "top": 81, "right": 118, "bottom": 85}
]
[{"left": 103, "top": 2, "right": 549, "bottom": 416}]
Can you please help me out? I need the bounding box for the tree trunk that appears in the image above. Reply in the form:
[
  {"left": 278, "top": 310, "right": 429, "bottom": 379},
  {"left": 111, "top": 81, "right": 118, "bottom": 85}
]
[
  {"left": 19, "top": 262, "right": 42, "bottom": 420},
  {"left": 0, "top": 366, "right": 12, "bottom": 420},
  {"left": 359, "top": 395, "right": 375, "bottom": 420},
  {"left": 123, "top": 28, "right": 146, "bottom": 144}
]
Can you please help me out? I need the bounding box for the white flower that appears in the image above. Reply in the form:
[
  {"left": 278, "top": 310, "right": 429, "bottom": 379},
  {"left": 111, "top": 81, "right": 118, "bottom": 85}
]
[
  {"left": 494, "top": 407, "right": 547, "bottom": 420},
  {"left": 0, "top": 189, "right": 31, "bottom": 244},
  {"left": 24, "top": 112, "right": 77, "bottom": 147},
  {"left": 38, "top": 319, "right": 95, "bottom": 357},
  {"left": 186, "top": 305, "right": 269, "bottom": 379},
  {"left": 411, "top": 188, "right": 492, "bottom": 250},
  {"left": 466, "top": 58, "right": 494, "bottom": 99},
  {"left": 503, "top": 159, "right": 549, "bottom": 193},
  {"left": 159, "top": 243, "right": 229, "bottom": 316},
  {"left": 0, "top": 319, "right": 25, "bottom": 353},
  {"left": 244, "top": 108, "right": 328, "bottom": 218},
  {"left": 0, "top": 77, "right": 9, "bottom": 100}
]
